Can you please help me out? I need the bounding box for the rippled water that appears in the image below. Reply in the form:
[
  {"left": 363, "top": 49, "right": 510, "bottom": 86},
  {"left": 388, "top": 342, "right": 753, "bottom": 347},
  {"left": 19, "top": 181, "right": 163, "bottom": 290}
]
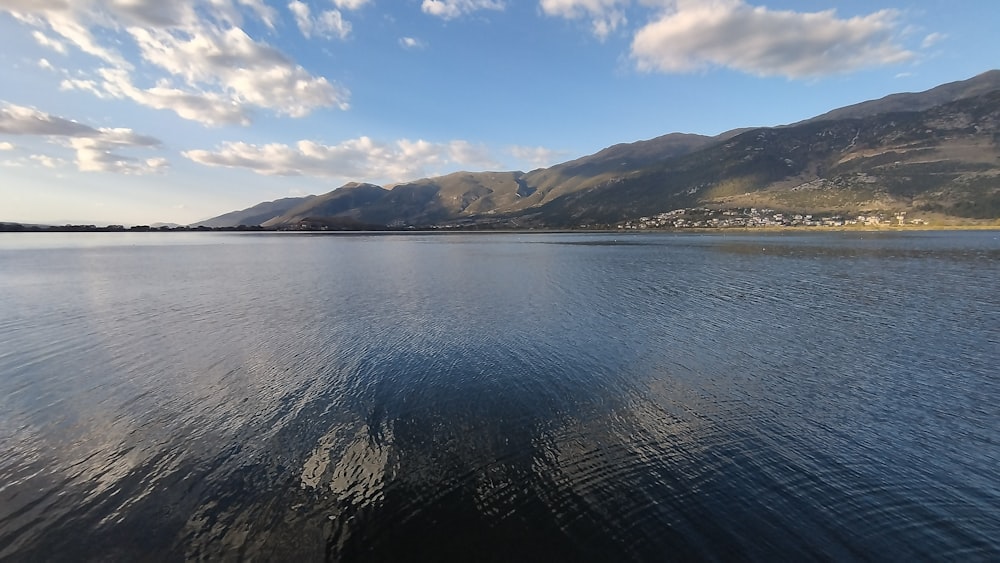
[{"left": 1, "top": 231, "right": 998, "bottom": 561}]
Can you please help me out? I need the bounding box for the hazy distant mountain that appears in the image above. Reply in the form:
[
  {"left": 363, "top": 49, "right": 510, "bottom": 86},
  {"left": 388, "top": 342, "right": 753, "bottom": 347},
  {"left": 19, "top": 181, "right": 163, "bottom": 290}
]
[
  {"left": 193, "top": 195, "right": 313, "bottom": 228},
  {"left": 199, "top": 70, "right": 1000, "bottom": 228},
  {"left": 261, "top": 183, "right": 387, "bottom": 227}
]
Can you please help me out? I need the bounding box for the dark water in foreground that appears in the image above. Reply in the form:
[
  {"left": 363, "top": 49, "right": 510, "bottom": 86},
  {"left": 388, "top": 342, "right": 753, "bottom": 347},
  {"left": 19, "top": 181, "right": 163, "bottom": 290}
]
[{"left": 0, "top": 231, "right": 998, "bottom": 561}]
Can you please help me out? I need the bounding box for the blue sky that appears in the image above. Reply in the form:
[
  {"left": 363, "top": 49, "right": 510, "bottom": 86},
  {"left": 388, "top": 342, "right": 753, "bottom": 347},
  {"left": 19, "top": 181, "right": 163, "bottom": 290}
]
[{"left": 0, "top": 0, "right": 997, "bottom": 225}]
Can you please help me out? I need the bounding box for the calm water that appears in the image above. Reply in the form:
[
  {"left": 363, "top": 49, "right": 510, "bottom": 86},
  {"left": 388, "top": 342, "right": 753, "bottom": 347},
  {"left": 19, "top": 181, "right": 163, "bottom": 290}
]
[{"left": 1, "top": 231, "right": 998, "bottom": 561}]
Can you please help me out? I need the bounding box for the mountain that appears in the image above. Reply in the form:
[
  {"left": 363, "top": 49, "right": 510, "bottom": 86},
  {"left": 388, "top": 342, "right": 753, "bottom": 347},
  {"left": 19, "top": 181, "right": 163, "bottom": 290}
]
[
  {"left": 220, "top": 132, "right": 749, "bottom": 229},
  {"left": 798, "top": 70, "right": 1000, "bottom": 124},
  {"left": 199, "top": 71, "right": 1000, "bottom": 228},
  {"left": 526, "top": 90, "right": 1000, "bottom": 225},
  {"left": 193, "top": 195, "right": 314, "bottom": 228},
  {"left": 261, "top": 183, "right": 387, "bottom": 227}
]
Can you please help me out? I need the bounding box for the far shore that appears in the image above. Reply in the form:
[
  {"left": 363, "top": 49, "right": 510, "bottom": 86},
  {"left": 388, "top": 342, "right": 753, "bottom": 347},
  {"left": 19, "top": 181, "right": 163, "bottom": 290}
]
[{"left": 2, "top": 223, "right": 999, "bottom": 235}]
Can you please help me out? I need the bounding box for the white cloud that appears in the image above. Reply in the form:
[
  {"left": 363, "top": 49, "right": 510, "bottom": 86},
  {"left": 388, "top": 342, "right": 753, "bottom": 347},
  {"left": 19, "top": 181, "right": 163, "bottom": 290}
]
[
  {"left": 399, "top": 36, "right": 427, "bottom": 50},
  {"left": 184, "top": 137, "right": 506, "bottom": 181},
  {"left": 31, "top": 30, "right": 67, "bottom": 53},
  {"left": 631, "top": 0, "right": 913, "bottom": 78},
  {"left": 59, "top": 67, "right": 251, "bottom": 125},
  {"left": 539, "top": 0, "right": 627, "bottom": 40},
  {"left": 313, "top": 9, "right": 351, "bottom": 39},
  {"left": 60, "top": 77, "right": 107, "bottom": 98},
  {"left": 54, "top": 25, "right": 349, "bottom": 125},
  {"left": 30, "top": 153, "right": 65, "bottom": 168},
  {"left": 421, "top": 0, "right": 505, "bottom": 20},
  {"left": 0, "top": 102, "right": 99, "bottom": 136},
  {"left": 69, "top": 137, "right": 169, "bottom": 174},
  {"left": 38, "top": 58, "right": 55, "bottom": 70},
  {"left": 333, "top": 0, "right": 370, "bottom": 10},
  {"left": 922, "top": 32, "right": 946, "bottom": 49},
  {"left": 510, "top": 145, "right": 566, "bottom": 169},
  {"left": 129, "top": 26, "right": 348, "bottom": 117},
  {"left": 9, "top": 7, "right": 132, "bottom": 67},
  {"left": 2, "top": 0, "right": 346, "bottom": 125},
  {"left": 446, "top": 140, "right": 504, "bottom": 170},
  {"left": 237, "top": 0, "right": 278, "bottom": 28},
  {"left": 288, "top": 1, "right": 311, "bottom": 35},
  {"left": 289, "top": 2, "right": 351, "bottom": 39},
  {"left": 0, "top": 102, "right": 166, "bottom": 174},
  {"left": 0, "top": 141, "right": 15, "bottom": 150}
]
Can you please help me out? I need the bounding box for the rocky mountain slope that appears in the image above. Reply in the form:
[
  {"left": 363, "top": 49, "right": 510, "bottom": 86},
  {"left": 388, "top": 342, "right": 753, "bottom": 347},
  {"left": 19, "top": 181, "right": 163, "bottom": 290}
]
[{"left": 199, "top": 71, "right": 1000, "bottom": 228}]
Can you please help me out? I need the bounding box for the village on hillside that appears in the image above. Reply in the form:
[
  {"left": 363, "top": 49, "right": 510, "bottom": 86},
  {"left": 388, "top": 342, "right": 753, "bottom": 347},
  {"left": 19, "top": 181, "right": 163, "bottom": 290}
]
[{"left": 617, "top": 208, "right": 924, "bottom": 230}]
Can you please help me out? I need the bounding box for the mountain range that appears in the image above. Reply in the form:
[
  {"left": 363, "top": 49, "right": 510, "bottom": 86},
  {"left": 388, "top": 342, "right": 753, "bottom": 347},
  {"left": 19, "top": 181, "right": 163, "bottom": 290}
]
[{"left": 197, "top": 70, "right": 1000, "bottom": 229}]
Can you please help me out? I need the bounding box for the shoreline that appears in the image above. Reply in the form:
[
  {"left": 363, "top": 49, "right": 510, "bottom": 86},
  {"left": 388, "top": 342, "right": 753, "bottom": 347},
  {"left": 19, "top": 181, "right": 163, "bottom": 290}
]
[{"left": 2, "top": 224, "right": 998, "bottom": 235}]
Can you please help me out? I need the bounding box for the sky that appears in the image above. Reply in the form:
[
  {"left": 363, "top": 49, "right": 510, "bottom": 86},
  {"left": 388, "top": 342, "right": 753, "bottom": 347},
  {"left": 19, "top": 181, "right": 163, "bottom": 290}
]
[{"left": 0, "top": 0, "right": 997, "bottom": 225}]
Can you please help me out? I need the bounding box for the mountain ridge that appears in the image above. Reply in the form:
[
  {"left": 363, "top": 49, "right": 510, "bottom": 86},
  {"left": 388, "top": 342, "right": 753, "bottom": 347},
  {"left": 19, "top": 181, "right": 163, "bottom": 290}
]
[{"left": 199, "top": 70, "right": 1000, "bottom": 228}]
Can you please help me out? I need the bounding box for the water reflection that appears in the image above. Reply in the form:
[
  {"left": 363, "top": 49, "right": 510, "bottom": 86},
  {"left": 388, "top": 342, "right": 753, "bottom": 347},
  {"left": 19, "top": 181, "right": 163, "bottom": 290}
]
[{"left": 0, "top": 232, "right": 997, "bottom": 561}]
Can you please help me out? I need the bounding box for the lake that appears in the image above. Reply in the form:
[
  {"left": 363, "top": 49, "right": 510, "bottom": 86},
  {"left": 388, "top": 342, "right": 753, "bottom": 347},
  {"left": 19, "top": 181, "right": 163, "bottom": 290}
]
[{"left": 1, "top": 231, "right": 998, "bottom": 561}]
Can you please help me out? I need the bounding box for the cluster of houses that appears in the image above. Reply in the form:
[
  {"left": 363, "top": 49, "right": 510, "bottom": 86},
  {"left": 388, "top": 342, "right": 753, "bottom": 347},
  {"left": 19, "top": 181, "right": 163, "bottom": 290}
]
[{"left": 617, "top": 208, "right": 921, "bottom": 230}]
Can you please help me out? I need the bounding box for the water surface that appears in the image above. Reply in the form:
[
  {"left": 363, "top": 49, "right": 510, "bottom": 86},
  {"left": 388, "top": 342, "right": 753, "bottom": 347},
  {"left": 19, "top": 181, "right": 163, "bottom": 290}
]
[{"left": 1, "top": 231, "right": 998, "bottom": 561}]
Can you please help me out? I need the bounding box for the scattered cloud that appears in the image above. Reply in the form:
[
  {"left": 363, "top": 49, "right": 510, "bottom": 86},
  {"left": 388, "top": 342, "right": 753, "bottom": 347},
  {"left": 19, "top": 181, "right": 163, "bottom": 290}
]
[
  {"left": 0, "top": 102, "right": 166, "bottom": 174},
  {"left": 399, "top": 36, "right": 427, "bottom": 50},
  {"left": 237, "top": 0, "right": 278, "bottom": 28},
  {"left": 922, "top": 32, "right": 947, "bottom": 49},
  {"left": 288, "top": 2, "right": 352, "bottom": 40},
  {"left": 333, "top": 0, "right": 371, "bottom": 9},
  {"left": 539, "top": 0, "right": 627, "bottom": 40},
  {"left": 509, "top": 145, "right": 567, "bottom": 169},
  {"left": 31, "top": 30, "right": 67, "bottom": 53},
  {"left": 184, "top": 137, "right": 505, "bottom": 181},
  {"left": 2, "top": 0, "right": 347, "bottom": 125},
  {"left": 59, "top": 67, "right": 252, "bottom": 125},
  {"left": 127, "top": 26, "right": 349, "bottom": 117},
  {"left": 38, "top": 58, "right": 55, "bottom": 70},
  {"left": 421, "top": 0, "right": 505, "bottom": 20},
  {"left": 0, "top": 141, "right": 15, "bottom": 150},
  {"left": 446, "top": 140, "right": 504, "bottom": 170},
  {"left": 1, "top": 102, "right": 100, "bottom": 137},
  {"left": 60, "top": 77, "right": 106, "bottom": 98},
  {"left": 70, "top": 137, "right": 169, "bottom": 174},
  {"left": 631, "top": 0, "right": 913, "bottom": 78},
  {"left": 30, "top": 153, "right": 65, "bottom": 168},
  {"left": 288, "top": 1, "right": 313, "bottom": 36},
  {"left": 11, "top": 7, "right": 132, "bottom": 67}
]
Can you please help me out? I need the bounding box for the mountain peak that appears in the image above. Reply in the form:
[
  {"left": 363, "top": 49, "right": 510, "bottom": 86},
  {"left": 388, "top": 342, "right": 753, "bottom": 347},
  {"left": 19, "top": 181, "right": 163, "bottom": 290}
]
[{"left": 798, "top": 68, "right": 1000, "bottom": 125}]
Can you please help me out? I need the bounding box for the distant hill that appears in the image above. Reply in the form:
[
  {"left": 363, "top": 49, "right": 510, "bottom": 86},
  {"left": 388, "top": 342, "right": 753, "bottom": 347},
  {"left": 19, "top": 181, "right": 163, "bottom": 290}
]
[
  {"left": 198, "top": 70, "right": 1000, "bottom": 229},
  {"left": 262, "top": 183, "right": 387, "bottom": 227},
  {"left": 193, "top": 195, "right": 313, "bottom": 228}
]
